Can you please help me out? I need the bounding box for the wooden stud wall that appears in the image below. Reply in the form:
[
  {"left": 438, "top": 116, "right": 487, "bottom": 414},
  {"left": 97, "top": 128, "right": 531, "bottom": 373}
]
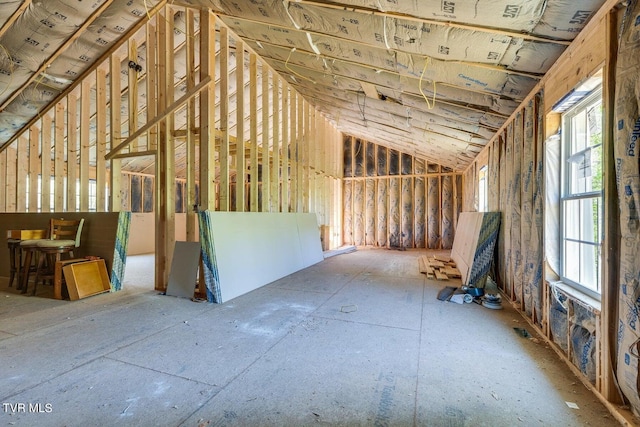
[
  {"left": 342, "top": 135, "right": 460, "bottom": 249},
  {"left": 0, "top": 5, "right": 343, "bottom": 283}
]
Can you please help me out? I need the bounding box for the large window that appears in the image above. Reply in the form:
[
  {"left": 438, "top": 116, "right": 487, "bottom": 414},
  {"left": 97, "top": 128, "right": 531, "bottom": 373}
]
[{"left": 560, "top": 88, "right": 603, "bottom": 298}]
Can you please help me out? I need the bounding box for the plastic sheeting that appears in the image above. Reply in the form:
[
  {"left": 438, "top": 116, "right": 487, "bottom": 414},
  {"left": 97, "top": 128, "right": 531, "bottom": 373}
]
[
  {"left": 388, "top": 177, "right": 401, "bottom": 247},
  {"left": 441, "top": 175, "right": 454, "bottom": 249},
  {"left": 544, "top": 134, "right": 562, "bottom": 278},
  {"left": 414, "top": 177, "right": 426, "bottom": 248},
  {"left": 401, "top": 177, "right": 413, "bottom": 247},
  {"left": 614, "top": 0, "right": 640, "bottom": 413},
  {"left": 376, "top": 179, "right": 388, "bottom": 247},
  {"left": 343, "top": 181, "right": 353, "bottom": 242},
  {"left": 353, "top": 180, "right": 364, "bottom": 246},
  {"left": 365, "top": 179, "right": 375, "bottom": 245},
  {"left": 427, "top": 177, "right": 440, "bottom": 249},
  {"left": 511, "top": 112, "right": 523, "bottom": 302},
  {"left": 343, "top": 137, "right": 458, "bottom": 249}
]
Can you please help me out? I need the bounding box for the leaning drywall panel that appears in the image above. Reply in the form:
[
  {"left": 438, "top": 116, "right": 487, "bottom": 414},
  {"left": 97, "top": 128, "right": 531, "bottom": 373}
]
[
  {"left": 206, "top": 212, "right": 323, "bottom": 302},
  {"left": 614, "top": 1, "right": 640, "bottom": 413},
  {"left": 467, "top": 212, "right": 501, "bottom": 288}
]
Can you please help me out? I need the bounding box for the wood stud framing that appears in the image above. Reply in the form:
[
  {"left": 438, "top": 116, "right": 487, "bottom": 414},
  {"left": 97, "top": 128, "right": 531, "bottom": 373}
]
[{"left": 0, "top": 5, "right": 343, "bottom": 286}]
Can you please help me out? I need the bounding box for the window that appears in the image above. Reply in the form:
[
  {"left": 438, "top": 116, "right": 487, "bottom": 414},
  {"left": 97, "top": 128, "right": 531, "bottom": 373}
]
[
  {"left": 478, "top": 165, "right": 488, "bottom": 212},
  {"left": 560, "top": 88, "right": 602, "bottom": 298}
]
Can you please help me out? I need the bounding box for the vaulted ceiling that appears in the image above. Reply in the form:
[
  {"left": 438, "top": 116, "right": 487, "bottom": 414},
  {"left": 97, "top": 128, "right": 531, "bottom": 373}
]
[{"left": 0, "top": 0, "right": 608, "bottom": 171}]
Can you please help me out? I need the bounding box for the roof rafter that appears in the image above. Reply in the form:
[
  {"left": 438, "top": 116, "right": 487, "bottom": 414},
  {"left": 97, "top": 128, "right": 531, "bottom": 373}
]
[{"left": 0, "top": 0, "right": 31, "bottom": 39}]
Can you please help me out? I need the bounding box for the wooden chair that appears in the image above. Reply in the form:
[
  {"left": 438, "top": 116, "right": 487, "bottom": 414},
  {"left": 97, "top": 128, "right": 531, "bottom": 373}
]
[{"left": 21, "top": 218, "right": 84, "bottom": 296}]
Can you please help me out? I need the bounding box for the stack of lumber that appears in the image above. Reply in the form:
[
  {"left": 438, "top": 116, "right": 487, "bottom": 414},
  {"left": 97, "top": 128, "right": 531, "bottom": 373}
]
[{"left": 418, "top": 255, "right": 462, "bottom": 280}]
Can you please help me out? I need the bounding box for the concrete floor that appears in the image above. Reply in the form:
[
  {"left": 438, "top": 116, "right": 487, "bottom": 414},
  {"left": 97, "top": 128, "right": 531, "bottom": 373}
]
[{"left": 0, "top": 249, "right": 618, "bottom": 426}]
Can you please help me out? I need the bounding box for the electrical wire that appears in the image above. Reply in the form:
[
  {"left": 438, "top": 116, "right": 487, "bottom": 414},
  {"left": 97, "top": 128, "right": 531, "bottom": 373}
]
[
  {"left": 419, "top": 57, "right": 437, "bottom": 110},
  {"left": 285, "top": 48, "right": 316, "bottom": 84}
]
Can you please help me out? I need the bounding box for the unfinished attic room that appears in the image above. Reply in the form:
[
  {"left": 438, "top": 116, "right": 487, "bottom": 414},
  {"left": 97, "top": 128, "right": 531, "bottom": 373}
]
[{"left": 2, "top": 0, "right": 640, "bottom": 425}]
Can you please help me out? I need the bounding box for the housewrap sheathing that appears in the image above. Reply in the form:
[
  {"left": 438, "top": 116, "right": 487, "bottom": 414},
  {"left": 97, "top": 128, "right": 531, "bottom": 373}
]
[
  {"left": 615, "top": 0, "right": 640, "bottom": 413},
  {"left": 343, "top": 137, "right": 458, "bottom": 248}
]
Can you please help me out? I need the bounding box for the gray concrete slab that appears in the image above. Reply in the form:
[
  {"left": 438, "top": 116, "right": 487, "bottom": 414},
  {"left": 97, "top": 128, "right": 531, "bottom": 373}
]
[
  {"left": 418, "top": 294, "right": 615, "bottom": 426},
  {"left": 108, "top": 287, "right": 331, "bottom": 388},
  {"left": 182, "top": 317, "right": 420, "bottom": 427},
  {"left": 3, "top": 357, "right": 216, "bottom": 426},
  {"left": 0, "top": 249, "right": 621, "bottom": 426},
  {"left": 313, "top": 275, "right": 425, "bottom": 330},
  {"left": 1, "top": 293, "right": 213, "bottom": 398}
]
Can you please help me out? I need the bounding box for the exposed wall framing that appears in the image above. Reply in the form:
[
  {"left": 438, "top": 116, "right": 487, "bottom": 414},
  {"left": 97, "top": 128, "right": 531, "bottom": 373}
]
[
  {"left": 342, "top": 135, "right": 461, "bottom": 249},
  {"left": 0, "top": 5, "right": 343, "bottom": 287},
  {"left": 462, "top": 2, "right": 630, "bottom": 421}
]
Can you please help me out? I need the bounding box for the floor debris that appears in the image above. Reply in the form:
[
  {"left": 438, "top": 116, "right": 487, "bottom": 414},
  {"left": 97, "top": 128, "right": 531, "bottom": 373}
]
[{"left": 340, "top": 304, "right": 358, "bottom": 313}]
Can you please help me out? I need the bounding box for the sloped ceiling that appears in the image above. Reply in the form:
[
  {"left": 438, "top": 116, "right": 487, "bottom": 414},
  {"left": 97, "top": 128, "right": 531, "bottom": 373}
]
[{"left": 0, "top": 0, "right": 607, "bottom": 171}]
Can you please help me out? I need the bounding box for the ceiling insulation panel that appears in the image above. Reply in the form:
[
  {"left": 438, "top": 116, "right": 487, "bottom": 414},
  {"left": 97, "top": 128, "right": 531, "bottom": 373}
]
[{"left": 0, "top": 0, "right": 609, "bottom": 171}]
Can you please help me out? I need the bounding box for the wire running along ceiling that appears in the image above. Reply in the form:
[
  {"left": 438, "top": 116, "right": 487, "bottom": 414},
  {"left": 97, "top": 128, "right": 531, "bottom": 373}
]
[{"left": 0, "top": 0, "right": 606, "bottom": 170}]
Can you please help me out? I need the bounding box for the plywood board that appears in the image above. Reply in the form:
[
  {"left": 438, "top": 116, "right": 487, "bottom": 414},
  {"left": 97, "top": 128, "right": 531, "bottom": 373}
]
[
  {"left": 166, "top": 241, "right": 201, "bottom": 299},
  {"left": 208, "top": 212, "right": 323, "bottom": 302}
]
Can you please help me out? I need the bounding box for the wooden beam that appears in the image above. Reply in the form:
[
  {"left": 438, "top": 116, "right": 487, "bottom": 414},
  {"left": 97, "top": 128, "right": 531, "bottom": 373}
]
[
  {"left": 0, "top": 1, "right": 31, "bottom": 39},
  {"left": 249, "top": 53, "right": 259, "bottom": 212},
  {"left": 186, "top": 8, "right": 197, "bottom": 238},
  {"left": 110, "top": 54, "right": 123, "bottom": 212},
  {"left": 219, "top": 26, "right": 230, "bottom": 211},
  {"left": 96, "top": 68, "right": 107, "bottom": 212},
  {"left": 271, "top": 76, "right": 280, "bottom": 212},
  {"left": 235, "top": 41, "right": 246, "bottom": 212},
  {"left": 0, "top": 0, "right": 119, "bottom": 112},
  {"left": 290, "top": 91, "right": 298, "bottom": 212},
  {"left": 106, "top": 76, "right": 211, "bottom": 160},
  {"left": 54, "top": 102, "right": 65, "bottom": 212},
  {"left": 16, "top": 136, "right": 28, "bottom": 212},
  {"left": 198, "top": 10, "right": 217, "bottom": 212},
  {"left": 128, "top": 38, "right": 139, "bottom": 153},
  {"left": 80, "top": 79, "right": 91, "bottom": 212},
  {"left": 261, "top": 67, "right": 270, "bottom": 212},
  {"left": 41, "top": 114, "right": 52, "bottom": 213},
  {"left": 282, "top": 86, "right": 289, "bottom": 212},
  {"left": 601, "top": 6, "right": 621, "bottom": 404},
  {"left": 146, "top": 20, "right": 158, "bottom": 151},
  {"left": 67, "top": 93, "right": 79, "bottom": 213},
  {"left": 29, "top": 125, "right": 40, "bottom": 212}
]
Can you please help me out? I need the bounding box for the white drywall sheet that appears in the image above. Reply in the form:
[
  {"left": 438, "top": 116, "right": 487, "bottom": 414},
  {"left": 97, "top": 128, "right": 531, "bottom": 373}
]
[{"left": 208, "top": 212, "right": 323, "bottom": 302}]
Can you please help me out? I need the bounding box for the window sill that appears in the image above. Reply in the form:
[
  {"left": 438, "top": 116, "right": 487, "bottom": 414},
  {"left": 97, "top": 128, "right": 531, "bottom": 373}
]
[{"left": 547, "top": 280, "right": 601, "bottom": 313}]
